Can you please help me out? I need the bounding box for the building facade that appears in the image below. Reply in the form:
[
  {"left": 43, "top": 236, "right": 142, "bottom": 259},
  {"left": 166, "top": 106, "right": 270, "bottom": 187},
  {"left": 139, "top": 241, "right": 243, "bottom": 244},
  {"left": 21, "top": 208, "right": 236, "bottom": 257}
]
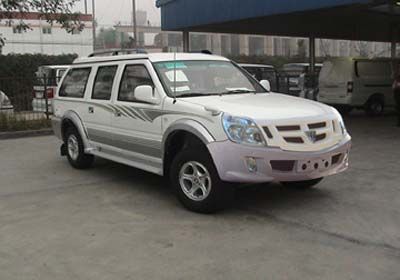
[
  {"left": 0, "top": 12, "right": 93, "bottom": 56},
  {"left": 114, "top": 21, "right": 392, "bottom": 59}
]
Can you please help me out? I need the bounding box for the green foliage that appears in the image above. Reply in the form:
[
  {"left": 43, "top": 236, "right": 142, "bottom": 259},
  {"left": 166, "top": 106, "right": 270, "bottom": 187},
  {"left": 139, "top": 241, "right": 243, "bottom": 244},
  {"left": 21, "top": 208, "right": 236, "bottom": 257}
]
[
  {"left": 0, "top": 53, "right": 76, "bottom": 78},
  {"left": 96, "top": 28, "right": 132, "bottom": 49},
  {"left": 0, "top": 53, "right": 76, "bottom": 111},
  {"left": 0, "top": 113, "right": 50, "bottom": 132}
]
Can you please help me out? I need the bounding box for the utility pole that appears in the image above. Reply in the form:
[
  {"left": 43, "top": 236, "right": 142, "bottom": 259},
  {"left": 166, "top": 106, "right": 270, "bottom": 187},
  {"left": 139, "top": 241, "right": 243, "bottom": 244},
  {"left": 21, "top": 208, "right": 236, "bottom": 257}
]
[
  {"left": 84, "top": 0, "right": 88, "bottom": 14},
  {"left": 132, "top": 0, "right": 138, "bottom": 48},
  {"left": 92, "top": 0, "right": 96, "bottom": 50}
]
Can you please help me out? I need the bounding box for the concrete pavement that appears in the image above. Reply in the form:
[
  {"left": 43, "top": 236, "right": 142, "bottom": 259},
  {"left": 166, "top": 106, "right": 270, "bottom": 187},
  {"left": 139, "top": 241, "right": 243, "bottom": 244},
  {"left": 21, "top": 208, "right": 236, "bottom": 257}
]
[{"left": 0, "top": 115, "right": 399, "bottom": 280}]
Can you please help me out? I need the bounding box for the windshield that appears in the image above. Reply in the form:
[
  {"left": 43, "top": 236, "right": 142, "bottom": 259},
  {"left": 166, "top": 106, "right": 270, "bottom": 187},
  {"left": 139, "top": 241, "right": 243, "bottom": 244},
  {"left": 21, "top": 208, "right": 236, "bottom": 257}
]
[{"left": 153, "top": 60, "right": 266, "bottom": 97}]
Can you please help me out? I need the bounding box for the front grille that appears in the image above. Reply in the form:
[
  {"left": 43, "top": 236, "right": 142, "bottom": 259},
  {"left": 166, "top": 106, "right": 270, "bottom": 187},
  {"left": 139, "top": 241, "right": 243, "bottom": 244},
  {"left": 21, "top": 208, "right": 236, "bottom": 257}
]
[
  {"left": 276, "top": 125, "right": 300, "bottom": 131},
  {"left": 263, "top": 119, "right": 336, "bottom": 147},
  {"left": 284, "top": 137, "right": 304, "bottom": 144},
  {"left": 315, "top": 133, "right": 327, "bottom": 141},
  {"left": 270, "top": 160, "right": 295, "bottom": 172},
  {"left": 263, "top": 127, "right": 273, "bottom": 139},
  {"left": 331, "top": 154, "right": 342, "bottom": 165},
  {"left": 308, "top": 122, "right": 326, "bottom": 129}
]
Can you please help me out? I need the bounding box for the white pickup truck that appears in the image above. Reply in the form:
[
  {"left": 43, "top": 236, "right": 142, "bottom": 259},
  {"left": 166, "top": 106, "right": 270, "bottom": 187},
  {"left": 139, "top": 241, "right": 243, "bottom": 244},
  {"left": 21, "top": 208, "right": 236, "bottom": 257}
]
[{"left": 52, "top": 52, "right": 351, "bottom": 213}]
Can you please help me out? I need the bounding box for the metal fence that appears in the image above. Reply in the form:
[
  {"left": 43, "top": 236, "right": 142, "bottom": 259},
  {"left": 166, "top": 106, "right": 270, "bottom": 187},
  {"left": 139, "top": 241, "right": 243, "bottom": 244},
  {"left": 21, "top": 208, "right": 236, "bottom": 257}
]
[
  {"left": 275, "top": 72, "right": 319, "bottom": 99},
  {"left": 0, "top": 76, "right": 57, "bottom": 132}
]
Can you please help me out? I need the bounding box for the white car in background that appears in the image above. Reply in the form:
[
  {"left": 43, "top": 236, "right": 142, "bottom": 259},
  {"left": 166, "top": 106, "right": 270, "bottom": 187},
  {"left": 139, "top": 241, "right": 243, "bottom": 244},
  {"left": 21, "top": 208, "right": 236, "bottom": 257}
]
[
  {"left": 32, "top": 65, "right": 69, "bottom": 113},
  {"left": 0, "top": 90, "right": 14, "bottom": 115}
]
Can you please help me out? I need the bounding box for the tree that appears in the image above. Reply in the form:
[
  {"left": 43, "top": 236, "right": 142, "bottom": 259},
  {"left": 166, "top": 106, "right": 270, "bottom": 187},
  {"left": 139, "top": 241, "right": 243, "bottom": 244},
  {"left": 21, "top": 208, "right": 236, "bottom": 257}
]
[
  {"left": 96, "top": 28, "right": 131, "bottom": 50},
  {"left": 0, "top": 0, "right": 84, "bottom": 47}
]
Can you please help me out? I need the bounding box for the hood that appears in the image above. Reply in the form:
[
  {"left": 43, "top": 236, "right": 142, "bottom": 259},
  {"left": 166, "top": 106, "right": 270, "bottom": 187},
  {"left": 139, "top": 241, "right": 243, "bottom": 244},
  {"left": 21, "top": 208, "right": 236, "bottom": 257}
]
[{"left": 182, "top": 93, "right": 335, "bottom": 121}]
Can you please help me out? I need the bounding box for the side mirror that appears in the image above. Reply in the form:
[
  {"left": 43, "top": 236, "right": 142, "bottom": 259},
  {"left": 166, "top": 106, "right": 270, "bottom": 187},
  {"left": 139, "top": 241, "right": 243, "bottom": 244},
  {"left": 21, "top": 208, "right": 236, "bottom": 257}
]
[
  {"left": 260, "top": 80, "right": 271, "bottom": 92},
  {"left": 134, "top": 85, "right": 160, "bottom": 105}
]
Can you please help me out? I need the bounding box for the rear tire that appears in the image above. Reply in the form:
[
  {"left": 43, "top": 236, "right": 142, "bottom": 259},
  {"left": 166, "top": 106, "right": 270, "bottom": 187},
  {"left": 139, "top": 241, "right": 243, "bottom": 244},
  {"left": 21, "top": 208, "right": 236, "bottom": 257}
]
[
  {"left": 282, "top": 178, "right": 324, "bottom": 190},
  {"left": 170, "top": 147, "right": 234, "bottom": 214},
  {"left": 365, "top": 96, "right": 384, "bottom": 116},
  {"left": 65, "top": 127, "right": 94, "bottom": 169}
]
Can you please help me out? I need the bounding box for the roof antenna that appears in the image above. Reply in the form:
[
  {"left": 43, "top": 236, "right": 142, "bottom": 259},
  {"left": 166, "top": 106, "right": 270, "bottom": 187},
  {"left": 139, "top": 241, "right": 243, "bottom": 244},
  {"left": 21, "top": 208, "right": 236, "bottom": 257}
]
[{"left": 173, "top": 51, "right": 177, "bottom": 104}]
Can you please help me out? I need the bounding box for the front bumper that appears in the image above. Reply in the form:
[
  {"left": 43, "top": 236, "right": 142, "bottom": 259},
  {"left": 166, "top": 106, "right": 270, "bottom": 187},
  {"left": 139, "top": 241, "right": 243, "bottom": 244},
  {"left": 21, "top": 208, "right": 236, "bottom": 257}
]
[{"left": 207, "top": 135, "right": 351, "bottom": 183}]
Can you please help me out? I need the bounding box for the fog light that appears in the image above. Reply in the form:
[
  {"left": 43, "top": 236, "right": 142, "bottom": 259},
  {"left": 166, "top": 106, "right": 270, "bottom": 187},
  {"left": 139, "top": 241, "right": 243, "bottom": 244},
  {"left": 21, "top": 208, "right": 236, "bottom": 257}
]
[{"left": 245, "top": 157, "right": 258, "bottom": 173}]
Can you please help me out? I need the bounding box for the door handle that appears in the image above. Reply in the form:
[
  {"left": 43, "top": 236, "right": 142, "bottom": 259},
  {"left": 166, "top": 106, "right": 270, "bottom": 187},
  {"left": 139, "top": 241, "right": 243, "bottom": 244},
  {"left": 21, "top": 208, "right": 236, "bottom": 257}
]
[
  {"left": 114, "top": 110, "right": 122, "bottom": 117},
  {"left": 88, "top": 106, "right": 94, "bottom": 114}
]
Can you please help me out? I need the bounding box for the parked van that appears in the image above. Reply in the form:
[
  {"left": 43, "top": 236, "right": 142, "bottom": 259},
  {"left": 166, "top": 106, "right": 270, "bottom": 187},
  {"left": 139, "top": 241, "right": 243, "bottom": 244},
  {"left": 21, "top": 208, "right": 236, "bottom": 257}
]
[
  {"left": 318, "top": 58, "right": 397, "bottom": 115},
  {"left": 32, "top": 65, "right": 69, "bottom": 113},
  {"left": 52, "top": 51, "right": 351, "bottom": 213}
]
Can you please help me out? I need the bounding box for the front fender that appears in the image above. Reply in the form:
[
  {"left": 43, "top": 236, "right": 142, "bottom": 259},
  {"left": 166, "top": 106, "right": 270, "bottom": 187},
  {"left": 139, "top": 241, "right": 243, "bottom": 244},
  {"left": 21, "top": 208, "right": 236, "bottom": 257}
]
[{"left": 162, "top": 119, "right": 215, "bottom": 157}]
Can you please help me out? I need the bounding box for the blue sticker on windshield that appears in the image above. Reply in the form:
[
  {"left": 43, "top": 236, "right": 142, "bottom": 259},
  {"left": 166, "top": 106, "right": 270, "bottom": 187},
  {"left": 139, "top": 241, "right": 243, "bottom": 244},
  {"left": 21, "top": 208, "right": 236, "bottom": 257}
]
[{"left": 163, "top": 62, "right": 187, "bottom": 69}]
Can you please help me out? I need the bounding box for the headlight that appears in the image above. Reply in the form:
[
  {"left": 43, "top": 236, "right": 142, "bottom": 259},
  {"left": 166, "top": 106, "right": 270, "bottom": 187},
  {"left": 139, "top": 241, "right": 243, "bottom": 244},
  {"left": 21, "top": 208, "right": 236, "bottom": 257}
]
[{"left": 222, "top": 114, "right": 266, "bottom": 146}]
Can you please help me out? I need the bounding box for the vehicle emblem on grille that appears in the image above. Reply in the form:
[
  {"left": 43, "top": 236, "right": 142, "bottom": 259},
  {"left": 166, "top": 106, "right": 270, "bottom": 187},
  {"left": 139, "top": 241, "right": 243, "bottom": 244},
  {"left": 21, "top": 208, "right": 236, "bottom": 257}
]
[{"left": 305, "top": 130, "right": 317, "bottom": 143}]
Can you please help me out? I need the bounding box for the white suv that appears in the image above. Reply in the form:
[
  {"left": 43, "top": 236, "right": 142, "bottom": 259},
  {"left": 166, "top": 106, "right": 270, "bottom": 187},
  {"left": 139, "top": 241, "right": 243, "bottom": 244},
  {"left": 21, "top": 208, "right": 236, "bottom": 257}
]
[{"left": 52, "top": 52, "right": 351, "bottom": 213}]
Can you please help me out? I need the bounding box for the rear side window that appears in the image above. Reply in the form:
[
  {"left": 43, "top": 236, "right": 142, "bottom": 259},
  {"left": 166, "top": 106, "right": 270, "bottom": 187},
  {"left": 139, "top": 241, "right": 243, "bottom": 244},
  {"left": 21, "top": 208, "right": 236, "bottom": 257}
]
[
  {"left": 118, "top": 65, "right": 154, "bottom": 102},
  {"left": 92, "top": 66, "right": 118, "bottom": 100},
  {"left": 357, "top": 61, "right": 392, "bottom": 78},
  {"left": 59, "top": 68, "right": 91, "bottom": 98}
]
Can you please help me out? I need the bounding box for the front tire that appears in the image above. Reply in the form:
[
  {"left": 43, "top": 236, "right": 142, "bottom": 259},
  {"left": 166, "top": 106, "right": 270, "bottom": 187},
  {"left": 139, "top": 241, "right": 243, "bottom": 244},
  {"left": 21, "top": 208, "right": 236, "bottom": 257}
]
[
  {"left": 170, "top": 148, "right": 234, "bottom": 214},
  {"left": 282, "top": 178, "right": 324, "bottom": 190},
  {"left": 65, "top": 127, "right": 94, "bottom": 169}
]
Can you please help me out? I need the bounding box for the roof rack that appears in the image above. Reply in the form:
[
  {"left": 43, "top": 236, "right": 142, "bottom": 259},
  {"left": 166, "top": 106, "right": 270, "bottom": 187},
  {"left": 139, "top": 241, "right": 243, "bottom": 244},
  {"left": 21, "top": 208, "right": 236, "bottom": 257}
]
[
  {"left": 88, "top": 48, "right": 148, "bottom": 57},
  {"left": 189, "top": 50, "right": 213, "bottom": 55}
]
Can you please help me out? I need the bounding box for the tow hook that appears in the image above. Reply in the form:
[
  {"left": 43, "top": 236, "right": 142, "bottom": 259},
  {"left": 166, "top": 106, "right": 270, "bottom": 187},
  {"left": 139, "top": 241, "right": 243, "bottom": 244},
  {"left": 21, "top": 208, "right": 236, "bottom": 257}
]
[{"left": 60, "top": 143, "right": 67, "bottom": 156}]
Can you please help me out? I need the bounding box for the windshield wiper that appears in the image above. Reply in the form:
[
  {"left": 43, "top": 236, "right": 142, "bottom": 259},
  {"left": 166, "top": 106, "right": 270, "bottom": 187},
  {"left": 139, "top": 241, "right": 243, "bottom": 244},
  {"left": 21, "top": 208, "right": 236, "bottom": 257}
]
[
  {"left": 218, "top": 89, "right": 256, "bottom": 95},
  {"left": 174, "top": 93, "right": 220, "bottom": 98}
]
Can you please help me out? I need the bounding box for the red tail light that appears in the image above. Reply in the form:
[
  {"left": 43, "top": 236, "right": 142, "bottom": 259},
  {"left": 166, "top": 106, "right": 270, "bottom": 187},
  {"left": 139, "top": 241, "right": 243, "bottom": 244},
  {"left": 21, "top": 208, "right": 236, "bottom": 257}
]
[
  {"left": 347, "top": 81, "right": 353, "bottom": 94},
  {"left": 46, "top": 88, "right": 54, "bottom": 99}
]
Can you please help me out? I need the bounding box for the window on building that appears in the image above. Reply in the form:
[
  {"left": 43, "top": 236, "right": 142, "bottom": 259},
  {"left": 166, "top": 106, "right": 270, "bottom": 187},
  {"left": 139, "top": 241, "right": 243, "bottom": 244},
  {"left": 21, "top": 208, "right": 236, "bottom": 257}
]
[
  {"left": 42, "top": 27, "right": 52, "bottom": 35},
  {"left": 118, "top": 65, "right": 154, "bottom": 102},
  {"left": 92, "top": 66, "right": 118, "bottom": 100},
  {"left": 59, "top": 68, "right": 91, "bottom": 98}
]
